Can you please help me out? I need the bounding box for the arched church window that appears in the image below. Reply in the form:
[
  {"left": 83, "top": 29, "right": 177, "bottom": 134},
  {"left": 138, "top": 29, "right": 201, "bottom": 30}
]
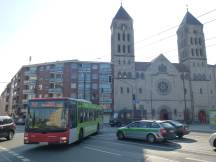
[
  {"left": 128, "top": 59, "right": 131, "bottom": 65},
  {"left": 196, "top": 49, "right": 199, "bottom": 56},
  {"left": 128, "top": 45, "right": 131, "bottom": 53},
  {"left": 140, "top": 73, "right": 144, "bottom": 79},
  {"left": 191, "top": 48, "right": 194, "bottom": 56},
  {"left": 122, "top": 33, "right": 125, "bottom": 41},
  {"left": 200, "top": 49, "right": 203, "bottom": 57},
  {"left": 200, "top": 88, "right": 203, "bottom": 94},
  {"left": 123, "top": 72, "right": 127, "bottom": 78},
  {"left": 118, "top": 72, "right": 122, "bottom": 78},
  {"left": 199, "top": 38, "right": 202, "bottom": 45},
  {"left": 127, "top": 34, "right": 130, "bottom": 42},
  {"left": 118, "top": 33, "right": 120, "bottom": 41},
  {"left": 123, "top": 45, "right": 126, "bottom": 53}
]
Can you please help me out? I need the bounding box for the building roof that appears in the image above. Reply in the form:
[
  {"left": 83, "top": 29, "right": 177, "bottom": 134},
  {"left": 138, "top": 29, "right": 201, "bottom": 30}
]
[
  {"left": 180, "top": 11, "right": 202, "bottom": 26},
  {"left": 112, "top": 6, "right": 132, "bottom": 21},
  {"left": 135, "top": 62, "right": 189, "bottom": 72}
]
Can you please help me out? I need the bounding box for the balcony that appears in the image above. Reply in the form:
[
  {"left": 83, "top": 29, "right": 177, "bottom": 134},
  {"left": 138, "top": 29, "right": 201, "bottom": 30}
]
[
  {"left": 23, "top": 80, "right": 37, "bottom": 84},
  {"left": 49, "top": 78, "right": 63, "bottom": 82},
  {"left": 24, "top": 71, "right": 37, "bottom": 76},
  {"left": 22, "top": 99, "right": 28, "bottom": 104},
  {"left": 48, "top": 88, "right": 62, "bottom": 93},
  {"left": 23, "top": 89, "right": 34, "bottom": 94}
]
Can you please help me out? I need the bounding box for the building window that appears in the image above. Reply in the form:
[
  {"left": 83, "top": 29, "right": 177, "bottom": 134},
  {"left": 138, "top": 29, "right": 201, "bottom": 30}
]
[
  {"left": 120, "top": 87, "right": 123, "bottom": 94},
  {"left": 196, "top": 49, "right": 199, "bottom": 56},
  {"left": 190, "top": 37, "right": 193, "bottom": 45},
  {"left": 139, "top": 88, "right": 142, "bottom": 94},
  {"left": 127, "top": 87, "right": 130, "bottom": 93},
  {"left": 211, "top": 90, "right": 213, "bottom": 94},
  {"left": 118, "top": 60, "right": 121, "bottom": 65},
  {"left": 128, "top": 59, "right": 131, "bottom": 65},
  {"left": 123, "top": 33, "right": 125, "bottom": 41},
  {"left": 118, "top": 72, "right": 122, "bottom": 78},
  {"left": 92, "top": 74, "right": 98, "bottom": 79},
  {"left": 200, "top": 88, "right": 203, "bottom": 94},
  {"left": 71, "top": 83, "right": 76, "bottom": 89},
  {"left": 199, "top": 38, "right": 202, "bottom": 45},
  {"left": 127, "top": 34, "right": 130, "bottom": 42},
  {"left": 127, "top": 45, "right": 131, "bottom": 53},
  {"left": 118, "top": 33, "right": 120, "bottom": 41},
  {"left": 200, "top": 49, "right": 203, "bottom": 57},
  {"left": 92, "top": 83, "right": 98, "bottom": 89},
  {"left": 191, "top": 49, "right": 194, "bottom": 56},
  {"left": 195, "top": 37, "right": 198, "bottom": 45},
  {"left": 140, "top": 73, "right": 144, "bottom": 79},
  {"left": 123, "top": 72, "right": 127, "bottom": 78},
  {"left": 123, "top": 45, "right": 126, "bottom": 53},
  {"left": 92, "top": 64, "right": 98, "bottom": 70}
]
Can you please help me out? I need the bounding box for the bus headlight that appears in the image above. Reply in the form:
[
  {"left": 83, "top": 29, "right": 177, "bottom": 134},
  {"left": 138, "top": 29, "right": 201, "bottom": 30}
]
[{"left": 60, "top": 137, "right": 67, "bottom": 141}]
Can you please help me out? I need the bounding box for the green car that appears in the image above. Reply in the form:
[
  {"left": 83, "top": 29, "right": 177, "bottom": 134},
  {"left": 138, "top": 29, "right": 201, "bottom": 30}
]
[{"left": 116, "top": 120, "right": 176, "bottom": 143}]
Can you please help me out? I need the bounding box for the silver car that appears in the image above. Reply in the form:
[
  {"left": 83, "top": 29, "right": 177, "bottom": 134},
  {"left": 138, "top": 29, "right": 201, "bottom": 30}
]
[{"left": 209, "top": 132, "right": 216, "bottom": 148}]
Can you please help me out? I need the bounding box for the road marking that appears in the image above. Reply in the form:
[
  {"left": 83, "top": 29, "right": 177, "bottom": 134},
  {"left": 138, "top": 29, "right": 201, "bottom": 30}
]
[
  {"left": 185, "top": 157, "right": 210, "bottom": 162},
  {"left": 0, "top": 146, "right": 32, "bottom": 162},
  {"left": 84, "top": 146, "right": 122, "bottom": 156},
  {"left": 147, "top": 155, "right": 180, "bottom": 162}
]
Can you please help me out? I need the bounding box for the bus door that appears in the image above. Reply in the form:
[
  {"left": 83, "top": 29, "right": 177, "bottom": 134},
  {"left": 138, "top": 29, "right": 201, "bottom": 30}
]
[{"left": 68, "top": 101, "right": 78, "bottom": 143}]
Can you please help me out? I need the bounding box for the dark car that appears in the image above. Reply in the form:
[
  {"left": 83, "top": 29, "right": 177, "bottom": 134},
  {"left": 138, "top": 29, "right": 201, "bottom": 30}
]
[
  {"left": 116, "top": 120, "right": 176, "bottom": 143},
  {"left": 165, "top": 120, "right": 190, "bottom": 138},
  {"left": 0, "top": 116, "right": 16, "bottom": 140}
]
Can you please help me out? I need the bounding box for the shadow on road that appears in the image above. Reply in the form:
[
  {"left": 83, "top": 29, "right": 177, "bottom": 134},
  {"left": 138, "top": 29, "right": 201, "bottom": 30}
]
[
  {"left": 0, "top": 138, "right": 7, "bottom": 143},
  {"left": 173, "top": 137, "right": 197, "bottom": 143},
  {"left": 121, "top": 138, "right": 182, "bottom": 151}
]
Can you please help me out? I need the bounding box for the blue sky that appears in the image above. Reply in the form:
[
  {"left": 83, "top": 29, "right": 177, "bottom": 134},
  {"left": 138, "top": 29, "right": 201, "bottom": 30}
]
[{"left": 0, "top": 0, "right": 216, "bottom": 92}]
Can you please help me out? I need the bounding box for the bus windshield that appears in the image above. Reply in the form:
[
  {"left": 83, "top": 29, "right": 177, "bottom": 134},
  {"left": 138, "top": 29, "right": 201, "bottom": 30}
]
[{"left": 26, "top": 100, "right": 68, "bottom": 132}]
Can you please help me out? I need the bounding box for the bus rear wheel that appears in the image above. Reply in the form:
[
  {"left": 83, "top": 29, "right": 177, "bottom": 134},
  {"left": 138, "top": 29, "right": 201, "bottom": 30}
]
[{"left": 78, "top": 129, "right": 83, "bottom": 142}]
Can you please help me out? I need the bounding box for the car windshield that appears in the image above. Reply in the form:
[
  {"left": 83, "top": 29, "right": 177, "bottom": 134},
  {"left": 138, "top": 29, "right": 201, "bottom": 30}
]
[
  {"left": 169, "top": 120, "right": 183, "bottom": 126},
  {"left": 160, "top": 122, "right": 174, "bottom": 128}
]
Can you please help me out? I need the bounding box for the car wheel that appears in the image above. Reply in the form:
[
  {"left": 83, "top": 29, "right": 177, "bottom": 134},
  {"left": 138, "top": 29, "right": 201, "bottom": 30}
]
[
  {"left": 213, "top": 139, "right": 216, "bottom": 147},
  {"left": 147, "top": 134, "right": 156, "bottom": 143},
  {"left": 117, "top": 131, "right": 125, "bottom": 140},
  {"left": 178, "top": 133, "right": 183, "bottom": 139},
  {"left": 6, "top": 131, "right": 14, "bottom": 140}
]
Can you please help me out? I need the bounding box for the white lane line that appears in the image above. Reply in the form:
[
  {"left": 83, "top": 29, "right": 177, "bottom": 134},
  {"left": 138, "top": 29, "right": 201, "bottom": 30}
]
[
  {"left": 147, "top": 155, "right": 180, "bottom": 162},
  {"left": 17, "top": 155, "right": 25, "bottom": 159},
  {"left": 185, "top": 157, "right": 210, "bottom": 162},
  {"left": 84, "top": 146, "right": 122, "bottom": 156},
  {"left": 22, "top": 158, "right": 31, "bottom": 162}
]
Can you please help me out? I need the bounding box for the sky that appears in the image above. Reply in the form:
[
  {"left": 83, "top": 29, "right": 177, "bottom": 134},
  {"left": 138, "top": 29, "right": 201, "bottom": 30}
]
[{"left": 0, "top": 0, "right": 216, "bottom": 93}]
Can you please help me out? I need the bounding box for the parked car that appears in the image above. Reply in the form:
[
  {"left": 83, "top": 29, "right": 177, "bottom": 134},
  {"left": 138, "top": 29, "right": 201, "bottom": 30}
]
[
  {"left": 15, "top": 118, "right": 25, "bottom": 125},
  {"left": 0, "top": 116, "right": 16, "bottom": 140},
  {"left": 165, "top": 120, "right": 190, "bottom": 138},
  {"left": 209, "top": 132, "right": 216, "bottom": 149},
  {"left": 116, "top": 120, "right": 176, "bottom": 143}
]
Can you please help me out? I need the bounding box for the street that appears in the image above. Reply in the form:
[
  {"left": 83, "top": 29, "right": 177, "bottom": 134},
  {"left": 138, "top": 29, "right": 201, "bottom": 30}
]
[{"left": 0, "top": 126, "right": 215, "bottom": 162}]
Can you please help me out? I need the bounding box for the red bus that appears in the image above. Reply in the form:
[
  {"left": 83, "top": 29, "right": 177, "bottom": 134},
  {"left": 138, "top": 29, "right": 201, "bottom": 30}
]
[{"left": 24, "top": 98, "right": 103, "bottom": 145}]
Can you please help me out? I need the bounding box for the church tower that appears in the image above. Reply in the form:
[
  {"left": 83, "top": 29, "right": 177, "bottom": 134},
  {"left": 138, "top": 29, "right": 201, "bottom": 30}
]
[
  {"left": 111, "top": 5, "right": 136, "bottom": 114},
  {"left": 177, "top": 11, "right": 208, "bottom": 80},
  {"left": 177, "top": 11, "right": 210, "bottom": 122}
]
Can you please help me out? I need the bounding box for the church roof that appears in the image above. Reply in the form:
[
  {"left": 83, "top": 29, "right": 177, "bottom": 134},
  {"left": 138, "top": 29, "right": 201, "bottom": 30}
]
[
  {"left": 135, "top": 62, "right": 189, "bottom": 72},
  {"left": 113, "top": 6, "right": 132, "bottom": 21},
  {"left": 180, "top": 11, "right": 202, "bottom": 26},
  {"left": 173, "top": 63, "right": 189, "bottom": 72}
]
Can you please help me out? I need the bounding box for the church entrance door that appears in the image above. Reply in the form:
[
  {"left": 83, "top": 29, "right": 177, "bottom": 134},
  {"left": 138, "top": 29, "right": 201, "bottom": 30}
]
[
  {"left": 198, "top": 110, "right": 207, "bottom": 123},
  {"left": 160, "top": 109, "right": 169, "bottom": 120}
]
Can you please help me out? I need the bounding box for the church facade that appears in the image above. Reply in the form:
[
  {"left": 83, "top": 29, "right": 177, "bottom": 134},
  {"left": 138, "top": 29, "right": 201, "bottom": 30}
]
[{"left": 111, "top": 6, "right": 216, "bottom": 123}]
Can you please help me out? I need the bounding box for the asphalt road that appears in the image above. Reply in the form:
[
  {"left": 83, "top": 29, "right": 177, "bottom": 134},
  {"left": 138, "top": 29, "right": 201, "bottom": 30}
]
[{"left": 0, "top": 126, "right": 215, "bottom": 162}]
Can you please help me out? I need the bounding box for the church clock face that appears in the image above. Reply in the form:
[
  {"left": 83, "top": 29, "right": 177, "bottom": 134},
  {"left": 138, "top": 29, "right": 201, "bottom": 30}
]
[{"left": 156, "top": 79, "right": 171, "bottom": 95}]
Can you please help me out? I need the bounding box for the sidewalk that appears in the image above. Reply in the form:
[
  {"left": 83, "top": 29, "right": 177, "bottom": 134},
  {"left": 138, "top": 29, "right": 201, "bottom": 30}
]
[{"left": 189, "top": 124, "right": 216, "bottom": 133}]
